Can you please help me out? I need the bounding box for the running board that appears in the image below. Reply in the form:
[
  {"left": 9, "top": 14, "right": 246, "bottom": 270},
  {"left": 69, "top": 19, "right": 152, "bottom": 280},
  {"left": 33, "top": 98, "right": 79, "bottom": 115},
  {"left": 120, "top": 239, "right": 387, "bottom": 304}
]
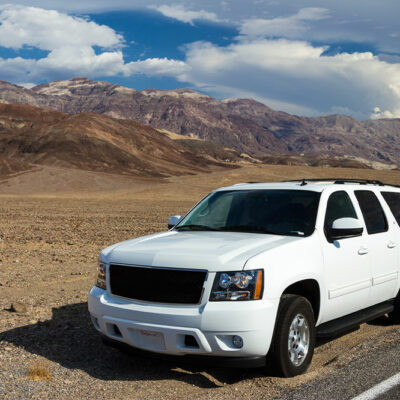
[{"left": 317, "top": 301, "right": 394, "bottom": 338}]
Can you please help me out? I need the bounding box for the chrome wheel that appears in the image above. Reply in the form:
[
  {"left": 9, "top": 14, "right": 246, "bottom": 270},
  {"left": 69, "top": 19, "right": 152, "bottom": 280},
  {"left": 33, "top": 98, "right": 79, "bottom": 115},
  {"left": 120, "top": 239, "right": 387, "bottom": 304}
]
[{"left": 288, "top": 313, "right": 310, "bottom": 367}]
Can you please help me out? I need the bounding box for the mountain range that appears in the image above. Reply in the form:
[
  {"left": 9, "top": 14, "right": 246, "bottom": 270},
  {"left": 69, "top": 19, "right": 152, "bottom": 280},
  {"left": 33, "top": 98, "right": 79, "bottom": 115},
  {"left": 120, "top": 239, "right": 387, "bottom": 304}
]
[
  {"left": 0, "top": 77, "right": 399, "bottom": 172},
  {"left": 0, "top": 103, "right": 238, "bottom": 179}
]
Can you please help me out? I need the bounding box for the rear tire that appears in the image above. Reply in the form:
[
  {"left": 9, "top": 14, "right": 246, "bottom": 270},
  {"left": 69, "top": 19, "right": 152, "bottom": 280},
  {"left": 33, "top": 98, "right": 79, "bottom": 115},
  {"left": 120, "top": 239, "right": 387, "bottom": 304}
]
[
  {"left": 268, "top": 294, "right": 316, "bottom": 377},
  {"left": 388, "top": 290, "right": 400, "bottom": 323}
]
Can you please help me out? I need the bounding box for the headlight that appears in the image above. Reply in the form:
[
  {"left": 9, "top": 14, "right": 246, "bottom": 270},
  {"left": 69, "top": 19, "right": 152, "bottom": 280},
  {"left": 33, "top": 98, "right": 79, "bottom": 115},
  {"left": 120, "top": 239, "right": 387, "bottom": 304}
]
[
  {"left": 95, "top": 262, "right": 107, "bottom": 290},
  {"left": 210, "top": 269, "right": 263, "bottom": 301}
]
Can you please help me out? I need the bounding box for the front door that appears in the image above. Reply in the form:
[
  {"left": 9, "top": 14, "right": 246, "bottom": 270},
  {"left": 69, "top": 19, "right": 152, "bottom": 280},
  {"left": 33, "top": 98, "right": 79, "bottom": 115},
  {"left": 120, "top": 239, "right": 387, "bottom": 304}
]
[{"left": 320, "top": 190, "right": 371, "bottom": 323}]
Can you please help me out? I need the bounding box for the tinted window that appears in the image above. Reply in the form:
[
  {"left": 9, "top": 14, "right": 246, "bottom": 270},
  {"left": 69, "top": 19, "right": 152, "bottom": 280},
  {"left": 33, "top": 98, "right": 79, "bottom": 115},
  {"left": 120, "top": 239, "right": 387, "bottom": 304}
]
[
  {"left": 324, "top": 191, "right": 358, "bottom": 234},
  {"left": 355, "top": 190, "right": 388, "bottom": 234},
  {"left": 178, "top": 190, "right": 321, "bottom": 236},
  {"left": 382, "top": 191, "right": 400, "bottom": 225}
]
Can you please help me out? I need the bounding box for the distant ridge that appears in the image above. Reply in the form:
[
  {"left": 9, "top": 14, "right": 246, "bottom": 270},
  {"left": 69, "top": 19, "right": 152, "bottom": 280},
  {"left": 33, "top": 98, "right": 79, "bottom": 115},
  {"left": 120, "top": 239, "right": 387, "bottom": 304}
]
[
  {"left": 0, "top": 77, "right": 399, "bottom": 168},
  {"left": 0, "top": 103, "right": 237, "bottom": 178}
]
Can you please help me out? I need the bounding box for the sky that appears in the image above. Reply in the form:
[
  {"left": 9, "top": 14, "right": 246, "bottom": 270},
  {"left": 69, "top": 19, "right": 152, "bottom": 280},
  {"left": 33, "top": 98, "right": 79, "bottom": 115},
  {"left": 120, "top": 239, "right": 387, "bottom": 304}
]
[{"left": 0, "top": 1, "right": 399, "bottom": 119}]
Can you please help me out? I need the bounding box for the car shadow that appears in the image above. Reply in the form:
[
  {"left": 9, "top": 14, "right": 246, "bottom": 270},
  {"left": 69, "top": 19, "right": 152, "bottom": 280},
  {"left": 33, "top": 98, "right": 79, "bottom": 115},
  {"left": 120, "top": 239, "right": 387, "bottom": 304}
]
[
  {"left": 0, "top": 302, "right": 269, "bottom": 388},
  {"left": 316, "top": 326, "right": 360, "bottom": 347},
  {"left": 366, "top": 314, "right": 394, "bottom": 327},
  {"left": 316, "top": 314, "right": 396, "bottom": 347}
]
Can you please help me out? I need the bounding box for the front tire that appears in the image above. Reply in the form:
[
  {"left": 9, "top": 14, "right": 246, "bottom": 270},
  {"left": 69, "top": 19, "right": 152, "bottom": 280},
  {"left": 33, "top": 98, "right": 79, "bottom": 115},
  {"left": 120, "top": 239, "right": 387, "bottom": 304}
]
[{"left": 268, "top": 294, "right": 316, "bottom": 377}]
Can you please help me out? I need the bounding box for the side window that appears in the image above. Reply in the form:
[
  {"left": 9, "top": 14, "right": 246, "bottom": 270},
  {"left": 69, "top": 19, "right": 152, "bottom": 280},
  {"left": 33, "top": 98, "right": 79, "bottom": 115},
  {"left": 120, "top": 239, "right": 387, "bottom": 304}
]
[
  {"left": 381, "top": 191, "right": 400, "bottom": 225},
  {"left": 355, "top": 190, "right": 388, "bottom": 234},
  {"left": 324, "top": 191, "right": 358, "bottom": 235}
]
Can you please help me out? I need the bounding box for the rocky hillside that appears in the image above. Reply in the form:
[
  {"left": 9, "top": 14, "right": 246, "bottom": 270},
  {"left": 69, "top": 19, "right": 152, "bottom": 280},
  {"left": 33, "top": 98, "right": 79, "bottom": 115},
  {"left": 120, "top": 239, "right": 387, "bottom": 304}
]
[
  {"left": 0, "top": 77, "right": 399, "bottom": 167},
  {"left": 0, "top": 103, "right": 234, "bottom": 178}
]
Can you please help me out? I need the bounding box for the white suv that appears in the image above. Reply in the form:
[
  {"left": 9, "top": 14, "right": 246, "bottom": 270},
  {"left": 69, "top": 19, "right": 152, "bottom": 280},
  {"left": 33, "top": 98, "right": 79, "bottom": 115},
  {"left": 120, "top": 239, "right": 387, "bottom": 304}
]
[{"left": 88, "top": 179, "right": 400, "bottom": 377}]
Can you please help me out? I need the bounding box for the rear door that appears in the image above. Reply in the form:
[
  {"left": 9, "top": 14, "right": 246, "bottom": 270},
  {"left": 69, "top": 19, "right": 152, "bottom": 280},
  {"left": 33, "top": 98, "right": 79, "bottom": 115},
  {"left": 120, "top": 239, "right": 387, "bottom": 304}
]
[
  {"left": 354, "top": 190, "right": 398, "bottom": 305},
  {"left": 380, "top": 191, "right": 400, "bottom": 297}
]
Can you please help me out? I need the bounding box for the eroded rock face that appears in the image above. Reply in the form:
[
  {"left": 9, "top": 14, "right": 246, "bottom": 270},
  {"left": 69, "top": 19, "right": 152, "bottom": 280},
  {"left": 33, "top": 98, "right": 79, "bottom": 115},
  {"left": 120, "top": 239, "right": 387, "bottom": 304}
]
[
  {"left": 0, "top": 103, "right": 235, "bottom": 178},
  {"left": 0, "top": 77, "right": 399, "bottom": 167}
]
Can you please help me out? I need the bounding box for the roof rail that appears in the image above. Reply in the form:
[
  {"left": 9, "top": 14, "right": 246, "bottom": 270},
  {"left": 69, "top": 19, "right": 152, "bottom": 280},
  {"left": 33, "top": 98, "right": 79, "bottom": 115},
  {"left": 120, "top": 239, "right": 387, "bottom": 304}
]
[
  {"left": 334, "top": 179, "right": 384, "bottom": 186},
  {"left": 282, "top": 178, "right": 387, "bottom": 186}
]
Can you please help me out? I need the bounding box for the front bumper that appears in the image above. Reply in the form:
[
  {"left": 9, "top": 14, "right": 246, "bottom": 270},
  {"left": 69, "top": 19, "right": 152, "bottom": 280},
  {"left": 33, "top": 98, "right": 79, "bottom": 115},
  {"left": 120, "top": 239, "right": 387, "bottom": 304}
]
[
  {"left": 101, "top": 334, "right": 267, "bottom": 368},
  {"left": 88, "top": 286, "right": 278, "bottom": 361}
]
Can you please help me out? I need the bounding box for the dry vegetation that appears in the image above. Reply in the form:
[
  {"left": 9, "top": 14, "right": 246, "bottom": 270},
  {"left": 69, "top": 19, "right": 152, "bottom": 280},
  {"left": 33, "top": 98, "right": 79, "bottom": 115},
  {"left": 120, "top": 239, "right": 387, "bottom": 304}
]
[
  {"left": 0, "top": 164, "right": 399, "bottom": 399},
  {"left": 27, "top": 361, "right": 52, "bottom": 382}
]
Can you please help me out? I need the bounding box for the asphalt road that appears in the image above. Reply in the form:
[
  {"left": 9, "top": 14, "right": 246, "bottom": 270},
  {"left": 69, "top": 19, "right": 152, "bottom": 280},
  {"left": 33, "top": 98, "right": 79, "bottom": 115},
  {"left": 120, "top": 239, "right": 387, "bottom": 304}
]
[
  {"left": 377, "top": 387, "right": 400, "bottom": 400},
  {"left": 275, "top": 325, "right": 400, "bottom": 400}
]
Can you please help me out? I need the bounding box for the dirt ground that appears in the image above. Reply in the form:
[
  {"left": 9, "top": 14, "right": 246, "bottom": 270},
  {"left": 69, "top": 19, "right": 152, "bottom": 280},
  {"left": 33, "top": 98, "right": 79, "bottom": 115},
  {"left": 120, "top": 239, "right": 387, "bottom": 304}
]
[{"left": 0, "top": 164, "right": 400, "bottom": 399}]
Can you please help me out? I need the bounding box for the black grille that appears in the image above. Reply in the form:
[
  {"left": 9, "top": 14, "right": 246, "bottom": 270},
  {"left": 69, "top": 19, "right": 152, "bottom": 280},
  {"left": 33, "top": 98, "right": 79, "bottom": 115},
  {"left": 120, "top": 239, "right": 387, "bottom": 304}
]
[{"left": 109, "top": 264, "right": 207, "bottom": 304}]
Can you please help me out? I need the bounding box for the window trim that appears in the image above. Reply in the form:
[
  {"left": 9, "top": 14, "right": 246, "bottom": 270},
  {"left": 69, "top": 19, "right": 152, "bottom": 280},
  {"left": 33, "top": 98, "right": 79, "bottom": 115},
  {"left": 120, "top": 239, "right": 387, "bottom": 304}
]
[
  {"left": 323, "top": 190, "right": 360, "bottom": 241},
  {"left": 381, "top": 191, "right": 400, "bottom": 226},
  {"left": 354, "top": 190, "right": 388, "bottom": 235}
]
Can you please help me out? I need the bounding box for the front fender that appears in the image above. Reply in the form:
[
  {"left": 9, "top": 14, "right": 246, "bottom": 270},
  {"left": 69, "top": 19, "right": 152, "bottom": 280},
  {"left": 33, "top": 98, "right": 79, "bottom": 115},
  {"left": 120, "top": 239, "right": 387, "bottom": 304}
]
[{"left": 244, "top": 233, "right": 326, "bottom": 325}]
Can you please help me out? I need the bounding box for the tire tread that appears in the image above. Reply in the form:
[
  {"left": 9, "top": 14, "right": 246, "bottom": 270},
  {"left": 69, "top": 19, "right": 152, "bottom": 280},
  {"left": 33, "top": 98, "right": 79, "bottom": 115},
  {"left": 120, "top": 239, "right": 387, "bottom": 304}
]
[{"left": 268, "top": 294, "right": 316, "bottom": 377}]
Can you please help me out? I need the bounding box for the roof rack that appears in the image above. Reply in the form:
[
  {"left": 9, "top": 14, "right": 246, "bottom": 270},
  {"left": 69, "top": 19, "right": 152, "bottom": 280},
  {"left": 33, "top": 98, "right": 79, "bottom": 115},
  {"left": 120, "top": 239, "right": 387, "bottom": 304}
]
[{"left": 283, "top": 178, "right": 386, "bottom": 187}]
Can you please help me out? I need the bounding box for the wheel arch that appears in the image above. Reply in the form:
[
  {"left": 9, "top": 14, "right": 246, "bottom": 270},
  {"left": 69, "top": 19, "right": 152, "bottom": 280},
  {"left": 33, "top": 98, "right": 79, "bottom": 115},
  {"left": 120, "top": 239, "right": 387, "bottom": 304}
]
[{"left": 281, "top": 279, "right": 321, "bottom": 322}]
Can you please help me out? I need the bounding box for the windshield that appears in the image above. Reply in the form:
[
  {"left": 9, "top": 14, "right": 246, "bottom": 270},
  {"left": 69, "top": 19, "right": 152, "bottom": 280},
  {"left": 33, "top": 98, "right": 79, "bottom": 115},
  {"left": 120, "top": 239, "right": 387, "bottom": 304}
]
[{"left": 176, "top": 189, "right": 320, "bottom": 236}]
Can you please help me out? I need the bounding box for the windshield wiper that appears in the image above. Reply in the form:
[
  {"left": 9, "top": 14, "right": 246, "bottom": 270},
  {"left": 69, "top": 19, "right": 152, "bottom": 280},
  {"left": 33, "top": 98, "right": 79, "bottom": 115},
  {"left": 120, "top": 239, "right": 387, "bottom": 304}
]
[
  {"left": 175, "top": 224, "right": 218, "bottom": 231},
  {"left": 218, "top": 225, "right": 279, "bottom": 234},
  {"left": 281, "top": 230, "right": 305, "bottom": 236}
]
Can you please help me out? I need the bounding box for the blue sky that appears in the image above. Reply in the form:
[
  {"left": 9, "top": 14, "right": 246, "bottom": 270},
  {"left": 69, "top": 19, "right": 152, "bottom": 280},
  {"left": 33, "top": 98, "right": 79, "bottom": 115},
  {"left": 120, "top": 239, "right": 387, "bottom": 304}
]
[
  {"left": 0, "top": 1, "right": 399, "bottom": 119},
  {"left": 87, "top": 10, "right": 237, "bottom": 90}
]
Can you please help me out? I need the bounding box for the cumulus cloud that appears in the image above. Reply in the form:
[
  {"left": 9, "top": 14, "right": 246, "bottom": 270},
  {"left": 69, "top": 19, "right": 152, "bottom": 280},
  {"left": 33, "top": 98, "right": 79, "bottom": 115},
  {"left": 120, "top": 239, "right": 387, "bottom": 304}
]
[
  {"left": 371, "top": 107, "right": 400, "bottom": 119},
  {"left": 125, "top": 57, "right": 189, "bottom": 76},
  {"left": 5, "top": 1, "right": 400, "bottom": 54},
  {"left": 239, "top": 8, "right": 330, "bottom": 39},
  {"left": 0, "top": 4, "right": 186, "bottom": 83},
  {"left": 17, "top": 82, "right": 36, "bottom": 89},
  {"left": 0, "top": 5, "right": 123, "bottom": 50},
  {"left": 177, "top": 39, "right": 400, "bottom": 119},
  {"left": 150, "top": 4, "right": 221, "bottom": 25}
]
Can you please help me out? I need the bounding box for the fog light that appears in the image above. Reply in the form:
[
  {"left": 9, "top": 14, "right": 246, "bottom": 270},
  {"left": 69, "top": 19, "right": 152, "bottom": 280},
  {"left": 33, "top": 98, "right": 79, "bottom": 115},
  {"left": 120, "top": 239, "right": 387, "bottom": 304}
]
[{"left": 232, "top": 335, "right": 243, "bottom": 348}]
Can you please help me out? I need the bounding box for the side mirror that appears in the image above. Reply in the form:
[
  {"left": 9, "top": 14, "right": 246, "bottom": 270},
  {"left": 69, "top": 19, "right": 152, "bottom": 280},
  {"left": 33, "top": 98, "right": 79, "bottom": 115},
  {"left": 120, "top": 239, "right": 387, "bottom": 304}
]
[
  {"left": 168, "top": 215, "right": 182, "bottom": 229},
  {"left": 327, "top": 217, "right": 363, "bottom": 242}
]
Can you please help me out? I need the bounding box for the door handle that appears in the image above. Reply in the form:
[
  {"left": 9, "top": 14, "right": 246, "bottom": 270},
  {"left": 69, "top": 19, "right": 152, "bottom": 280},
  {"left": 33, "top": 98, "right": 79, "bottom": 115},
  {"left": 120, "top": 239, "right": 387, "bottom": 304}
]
[
  {"left": 358, "top": 247, "right": 368, "bottom": 255},
  {"left": 388, "top": 242, "right": 397, "bottom": 249}
]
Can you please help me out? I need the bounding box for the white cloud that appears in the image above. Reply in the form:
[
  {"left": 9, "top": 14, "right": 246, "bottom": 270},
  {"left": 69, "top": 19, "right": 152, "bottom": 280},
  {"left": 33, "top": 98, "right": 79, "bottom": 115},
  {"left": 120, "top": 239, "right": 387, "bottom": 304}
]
[
  {"left": 5, "top": 1, "right": 400, "bottom": 56},
  {"left": 125, "top": 58, "right": 189, "bottom": 77},
  {"left": 17, "top": 82, "right": 36, "bottom": 89},
  {"left": 239, "top": 8, "right": 329, "bottom": 39},
  {"left": 0, "top": 4, "right": 185, "bottom": 83},
  {"left": 0, "top": 5, "right": 123, "bottom": 50},
  {"left": 150, "top": 4, "right": 221, "bottom": 25},
  {"left": 371, "top": 107, "right": 400, "bottom": 119},
  {"left": 176, "top": 39, "right": 400, "bottom": 119}
]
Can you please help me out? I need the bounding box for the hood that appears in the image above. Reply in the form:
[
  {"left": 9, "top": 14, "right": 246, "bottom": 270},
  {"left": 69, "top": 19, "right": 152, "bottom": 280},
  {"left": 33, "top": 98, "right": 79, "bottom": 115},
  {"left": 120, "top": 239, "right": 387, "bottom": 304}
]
[{"left": 101, "top": 231, "right": 302, "bottom": 271}]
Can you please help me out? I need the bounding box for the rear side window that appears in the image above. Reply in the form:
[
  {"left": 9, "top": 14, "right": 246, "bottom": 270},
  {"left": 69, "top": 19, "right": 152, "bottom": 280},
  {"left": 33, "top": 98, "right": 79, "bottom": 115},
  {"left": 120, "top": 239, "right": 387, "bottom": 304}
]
[
  {"left": 355, "top": 190, "right": 388, "bottom": 234},
  {"left": 324, "top": 191, "right": 358, "bottom": 233},
  {"left": 381, "top": 191, "right": 400, "bottom": 225}
]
